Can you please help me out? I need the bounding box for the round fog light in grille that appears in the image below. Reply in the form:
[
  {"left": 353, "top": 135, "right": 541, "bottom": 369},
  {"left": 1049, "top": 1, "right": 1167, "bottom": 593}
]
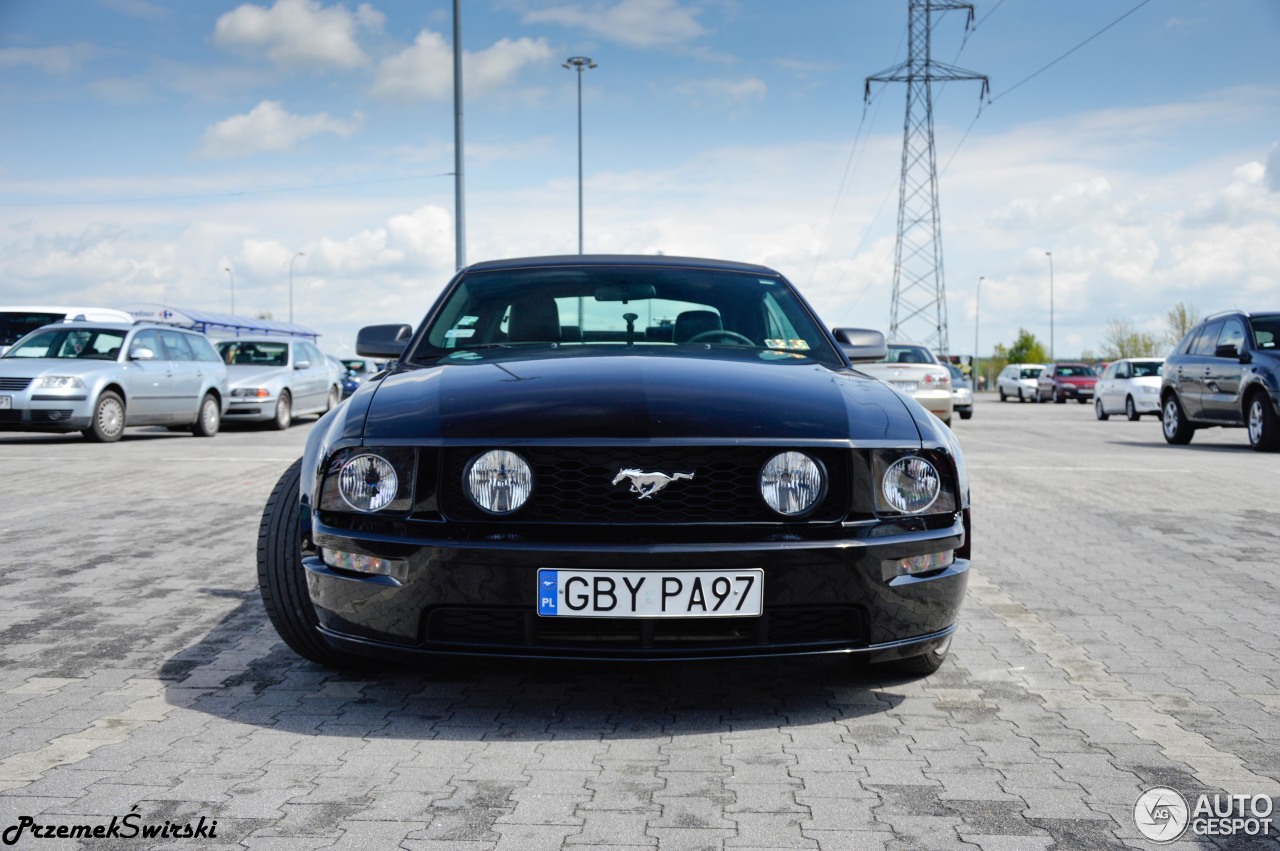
[
  {"left": 760, "top": 452, "right": 825, "bottom": 516},
  {"left": 882, "top": 456, "right": 941, "bottom": 513},
  {"left": 338, "top": 454, "right": 399, "bottom": 512},
  {"left": 465, "top": 450, "right": 533, "bottom": 515}
]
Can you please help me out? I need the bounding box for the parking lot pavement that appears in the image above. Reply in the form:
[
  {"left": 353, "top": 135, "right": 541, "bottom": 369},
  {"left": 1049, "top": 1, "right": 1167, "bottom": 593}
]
[{"left": 1, "top": 401, "right": 1277, "bottom": 850}]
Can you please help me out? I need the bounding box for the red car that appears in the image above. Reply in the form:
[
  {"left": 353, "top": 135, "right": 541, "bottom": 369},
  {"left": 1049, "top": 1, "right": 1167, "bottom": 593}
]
[{"left": 1036, "top": 362, "right": 1098, "bottom": 403}]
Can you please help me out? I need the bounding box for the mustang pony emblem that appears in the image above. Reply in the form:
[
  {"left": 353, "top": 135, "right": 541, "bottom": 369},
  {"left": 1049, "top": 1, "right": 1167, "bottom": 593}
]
[{"left": 612, "top": 468, "right": 695, "bottom": 499}]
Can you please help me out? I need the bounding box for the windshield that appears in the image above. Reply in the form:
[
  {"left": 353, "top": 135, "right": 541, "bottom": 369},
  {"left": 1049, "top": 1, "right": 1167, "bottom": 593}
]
[
  {"left": 412, "top": 265, "right": 842, "bottom": 367},
  {"left": 4, "top": 327, "right": 127, "bottom": 360},
  {"left": 1055, "top": 365, "right": 1094, "bottom": 377},
  {"left": 217, "top": 340, "right": 289, "bottom": 367},
  {"left": 1251, "top": 315, "right": 1279, "bottom": 350},
  {"left": 1020, "top": 367, "right": 1043, "bottom": 379},
  {"left": 1131, "top": 361, "right": 1163, "bottom": 378}
]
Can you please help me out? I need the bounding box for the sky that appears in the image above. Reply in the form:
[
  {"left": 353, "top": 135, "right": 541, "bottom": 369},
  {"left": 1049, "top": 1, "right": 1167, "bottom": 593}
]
[{"left": 2, "top": 0, "right": 1278, "bottom": 359}]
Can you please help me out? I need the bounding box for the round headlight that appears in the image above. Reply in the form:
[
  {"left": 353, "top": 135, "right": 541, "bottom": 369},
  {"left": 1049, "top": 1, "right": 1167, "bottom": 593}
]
[
  {"left": 881, "top": 456, "right": 941, "bottom": 513},
  {"left": 464, "top": 450, "right": 533, "bottom": 515},
  {"left": 760, "top": 451, "right": 825, "bottom": 516},
  {"left": 338, "top": 454, "right": 399, "bottom": 512}
]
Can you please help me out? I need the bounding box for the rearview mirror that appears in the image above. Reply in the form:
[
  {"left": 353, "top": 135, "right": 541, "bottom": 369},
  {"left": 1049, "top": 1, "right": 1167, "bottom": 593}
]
[
  {"left": 594, "top": 283, "right": 657, "bottom": 302},
  {"left": 832, "top": 327, "right": 887, "bottom": 363},
  {"left": 357, "top": 324, "right": 414, "bottom": 358}
]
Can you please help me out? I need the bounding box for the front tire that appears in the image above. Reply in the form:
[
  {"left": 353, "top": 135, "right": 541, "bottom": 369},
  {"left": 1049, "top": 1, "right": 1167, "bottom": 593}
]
[
  {"left": 192, "top": 393, "right": 220, "bottom": 437},
  {"left": 1162, "top": 395, "right": 1194, "bottom": 445},
  {"left": 325, "top": 386, "right": 340, "bottom": 413},
  {"left": 1247, "top": 392, "right": 1280, "bottom": 452},
  {"left": 1095, "top": 397, "right": 1109, "bottom": 421},
  {"left": 999, "top": 387, "right": 1008, "bottom": 402},
  {"left": 1125, "top": 396, "right": 1140, "bottom": 422},
  {"left": 257, "top": 459, "right": 362, "bottom": 667},
  {"left": 82, "top": 391, "right": 125, "bottom": 442},
  {"left": 272, "top": 391, "right": 292, "bottom": 430},
  {"left": 959, "top": 410, "right": 973, "bottom": 420}
]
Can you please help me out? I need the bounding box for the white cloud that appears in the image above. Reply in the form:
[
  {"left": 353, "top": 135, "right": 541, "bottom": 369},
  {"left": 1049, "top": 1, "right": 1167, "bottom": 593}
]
[
  {"left": 0, "top": 44, "right": 96, "bottom": 75},
  {"left": 213, "top": 0, "right": 384, "bottom": 71},
  {"left": 1266, "top": 143, "right": 1280, "bottom": 192},
  {"left": 372, "top": 30, "right": 552, "bottom": 101},
  {"left": 522, "top": 0, "right": 706, "bottom": 48},
  {"left": 198, "top": 101, "right": 362, "bottom": 158}
]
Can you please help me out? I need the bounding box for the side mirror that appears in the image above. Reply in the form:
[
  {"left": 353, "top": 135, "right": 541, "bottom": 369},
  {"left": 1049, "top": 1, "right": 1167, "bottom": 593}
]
[
  {"left": 832, "top": 327, "right": 887, "bottom": 363},
  {"left": 357, "top": 324, "right": 414, "bottom": 359},
  {"left": 1213, "top": 343, "right": 1239, "bottom": 359},
  {"left": 294, "top": 359, "right": 311, "bottom": 370},
  {"left": 130, "top": 347, "right": 155, "bottom": 361}
]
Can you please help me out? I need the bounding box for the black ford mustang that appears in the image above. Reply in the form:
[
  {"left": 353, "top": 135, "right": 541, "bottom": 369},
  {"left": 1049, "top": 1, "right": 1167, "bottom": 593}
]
[{"left": 258, "top": 255, "right": 971, "bottom": 676}]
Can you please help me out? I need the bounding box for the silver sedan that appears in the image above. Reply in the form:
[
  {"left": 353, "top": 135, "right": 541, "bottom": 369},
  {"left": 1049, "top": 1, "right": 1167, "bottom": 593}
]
[{"left": 215, "top": 337, "right": 341, "bottom": 429}]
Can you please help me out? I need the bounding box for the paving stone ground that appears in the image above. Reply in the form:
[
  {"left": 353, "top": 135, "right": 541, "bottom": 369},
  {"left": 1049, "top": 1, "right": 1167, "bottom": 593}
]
[{"left": 1, "top": 398, "right": 1277, "bottom": 849}]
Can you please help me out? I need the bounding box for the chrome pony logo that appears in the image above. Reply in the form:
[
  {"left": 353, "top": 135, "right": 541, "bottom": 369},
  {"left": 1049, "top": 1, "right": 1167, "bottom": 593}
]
[{"left": 612, "top": 468, "right": 694, "bottom": 499}]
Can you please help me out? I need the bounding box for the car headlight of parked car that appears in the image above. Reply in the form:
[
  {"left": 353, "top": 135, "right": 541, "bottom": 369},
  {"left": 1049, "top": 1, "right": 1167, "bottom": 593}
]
[
  {"left": 231, "top": 387, "right": 271, "bottom": 398},
  {"left": 872, "top": 451, "right": 958, "bottom": 516},
  {"left": 34, "top": 376, "right": 85, "bottom": 390},
  {"left": 759, "top": 451, "right": 826, "bottom": 516},
  {"left": 319, "top": 447, "right": 415, "bottom": 514}
]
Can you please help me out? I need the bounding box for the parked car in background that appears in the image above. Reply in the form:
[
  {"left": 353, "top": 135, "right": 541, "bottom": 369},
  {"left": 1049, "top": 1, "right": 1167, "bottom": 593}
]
[
  {"left": 0, "top": 322, "right": 227, "bottom": 441},
  {"left": 215, "top": 337, "right": 342, "bottom": 429},
  {"left": 997, "top": 363, "right": 1045, "bottom": 403},
  {"left": 1160, "top": 310, "right": 1280, "bottom": 451},
  {"left": 0, "top": 305, "right": 134, "bottom": 355},
  {"left": 857, "top": 342, "right": 953, "bottom": 426},
  {"left": 946, "top": 364, "right": 973, "bottom": 420},
  {"left": 338, "top": 357, "right": 381, "bottom": 398},
  {"left": 1095, "top": 358, "right": 1164, "bottom": 421},
  {"left": 258, "top": 254, "right": 971, "bottom": 677},
  {"left": 1036, "top": 362, "right": 1097, "bottom": 403}
]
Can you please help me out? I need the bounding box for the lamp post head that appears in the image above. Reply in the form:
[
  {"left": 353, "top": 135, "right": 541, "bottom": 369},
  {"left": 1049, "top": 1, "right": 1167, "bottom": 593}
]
[{"left": 563, "top": 56, "right": 596, "bottom": 70}]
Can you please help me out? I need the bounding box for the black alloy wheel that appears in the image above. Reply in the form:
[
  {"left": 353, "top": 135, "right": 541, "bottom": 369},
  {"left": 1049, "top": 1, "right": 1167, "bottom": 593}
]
[
  {"left": 1162, "top": 394, "right": 1195, "bottom": 445},
  {"left": 1247, "top": 392, "right": 1280, "bottom": 452},
  {"left": 257, "top": 458, "right": 364, "bottom": 668}
]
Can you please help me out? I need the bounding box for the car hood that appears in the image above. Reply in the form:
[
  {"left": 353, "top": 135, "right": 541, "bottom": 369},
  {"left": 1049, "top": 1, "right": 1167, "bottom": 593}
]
[
  {"left": 0, "top": 357, "right": 123, "bottom": 378},
  {"left": 225, "top": 365, "right": 290, "bottom": 387},
  {"left": 361, "top": 352, "right": 921, "bottom": 443}
]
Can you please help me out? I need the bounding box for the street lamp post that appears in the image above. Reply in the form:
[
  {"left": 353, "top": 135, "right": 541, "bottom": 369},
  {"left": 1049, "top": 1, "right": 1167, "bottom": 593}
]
[
  {"left": 224, "top": 267, "right": 235, "bottom": 315},
  {"left": 563, "top": 56, "right": 596, "bottom": 255},
  {"left": 1045, "top": 251, "right": 1055, "bottom": 362},
  {"left": 289, "top": 251, "right": 305, "bottom": 323},
  {"left": 975, "top": 276, "right": 984, "bottom": 391}
]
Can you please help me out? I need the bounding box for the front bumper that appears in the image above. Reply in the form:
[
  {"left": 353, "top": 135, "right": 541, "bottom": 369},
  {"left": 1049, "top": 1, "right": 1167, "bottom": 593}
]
[
  {"left": 225, "top": 397, "right": 277, "bottom": 422},
  {"left": 1054, "top": 384, "right": 1095, "bottom": 399},
  {"left": 0, "top": 390, "right": 92, "bottom": 433},
  {"left": 305, "top": 518, "right": 969, "bottom": 663}
]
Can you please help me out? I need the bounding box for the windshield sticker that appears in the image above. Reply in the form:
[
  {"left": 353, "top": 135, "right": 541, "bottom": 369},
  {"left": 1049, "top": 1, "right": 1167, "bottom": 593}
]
[
  {"left": 445, "top": 328, "right": 475, "bottom": 339},
  {"left": 447, "top": 351, "right": 481, "bottom": 360},
  {"left": 758, "top": 279, "right": 776, "bottom": 286},
  {"left": 457, "top": 316, "right": 478, "bottom": 326},
  {"left": 765, "top": 339, "right": 811, "bottom": 351}
]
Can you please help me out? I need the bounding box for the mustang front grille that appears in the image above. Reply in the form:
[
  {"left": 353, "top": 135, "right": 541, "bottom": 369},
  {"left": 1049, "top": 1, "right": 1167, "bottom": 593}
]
[{"left": 438, "top": 446, "right": 850, "bottom": 524}]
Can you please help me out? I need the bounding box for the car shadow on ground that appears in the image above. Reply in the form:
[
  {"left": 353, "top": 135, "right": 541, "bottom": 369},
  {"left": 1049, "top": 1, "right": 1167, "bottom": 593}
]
[
  {"left": 1103, "top": 438, "right": 1256, "bottom": 454},
  {"left": 160, "top": 593, "right": 911, "bottom": 741}
]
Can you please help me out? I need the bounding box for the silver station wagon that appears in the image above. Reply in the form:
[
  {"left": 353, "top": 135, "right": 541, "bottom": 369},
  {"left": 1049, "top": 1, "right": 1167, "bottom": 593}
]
[{"left": 0, "top": 322, "right": 228, "bottom": 442}]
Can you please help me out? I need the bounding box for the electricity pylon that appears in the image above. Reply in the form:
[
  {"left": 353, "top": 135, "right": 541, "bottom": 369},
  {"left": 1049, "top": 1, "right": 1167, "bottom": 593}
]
[{"left": 866, "top": 0, "right": 988, "bottom": 356}]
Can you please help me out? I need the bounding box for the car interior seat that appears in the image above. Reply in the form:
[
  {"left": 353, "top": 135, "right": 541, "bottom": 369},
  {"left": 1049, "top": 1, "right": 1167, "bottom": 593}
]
[
  {"left": 674, "top": 310, "right": 723, "bottom": 343},
  {"left": 507, "top": 297, "right": 562, "bottom": 343}
]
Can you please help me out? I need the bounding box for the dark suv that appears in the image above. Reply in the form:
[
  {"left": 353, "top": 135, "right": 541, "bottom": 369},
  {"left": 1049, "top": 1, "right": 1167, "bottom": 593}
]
[{"left": 1161, "top": 310, "right": 1280, "bottom": 451}]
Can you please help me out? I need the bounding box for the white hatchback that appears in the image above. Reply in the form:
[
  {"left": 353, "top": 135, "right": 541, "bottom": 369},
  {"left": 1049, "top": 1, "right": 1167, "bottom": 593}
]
[
  {"left": 1094, "top": 357, "right": 1164, "bottom": 421},
  {"left": 997, "top": 363, "right": 1045, "bottom": 403}
]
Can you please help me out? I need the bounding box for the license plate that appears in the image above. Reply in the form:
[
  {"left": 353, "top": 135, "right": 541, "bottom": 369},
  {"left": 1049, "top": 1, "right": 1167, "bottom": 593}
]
[
  {"left": 0, "top": 396, "right": 10, "bottom": 409},
  {"left": 891, "top": 381, "right": 918, "bottom": 392},
  {"left": 537, "top": 569, "right": 763, "bottom": 618}
]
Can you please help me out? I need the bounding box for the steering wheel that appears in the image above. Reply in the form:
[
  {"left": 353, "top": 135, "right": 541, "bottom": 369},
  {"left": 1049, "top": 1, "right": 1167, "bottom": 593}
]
[{"left": 685, "top": 329, "right": 755, "bottom": 346}]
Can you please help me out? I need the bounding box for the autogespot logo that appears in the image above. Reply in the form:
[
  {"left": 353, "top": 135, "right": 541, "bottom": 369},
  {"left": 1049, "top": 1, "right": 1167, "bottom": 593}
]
[{"left": 1134, "top": 787, "right": 1190, "bottom": 843}]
